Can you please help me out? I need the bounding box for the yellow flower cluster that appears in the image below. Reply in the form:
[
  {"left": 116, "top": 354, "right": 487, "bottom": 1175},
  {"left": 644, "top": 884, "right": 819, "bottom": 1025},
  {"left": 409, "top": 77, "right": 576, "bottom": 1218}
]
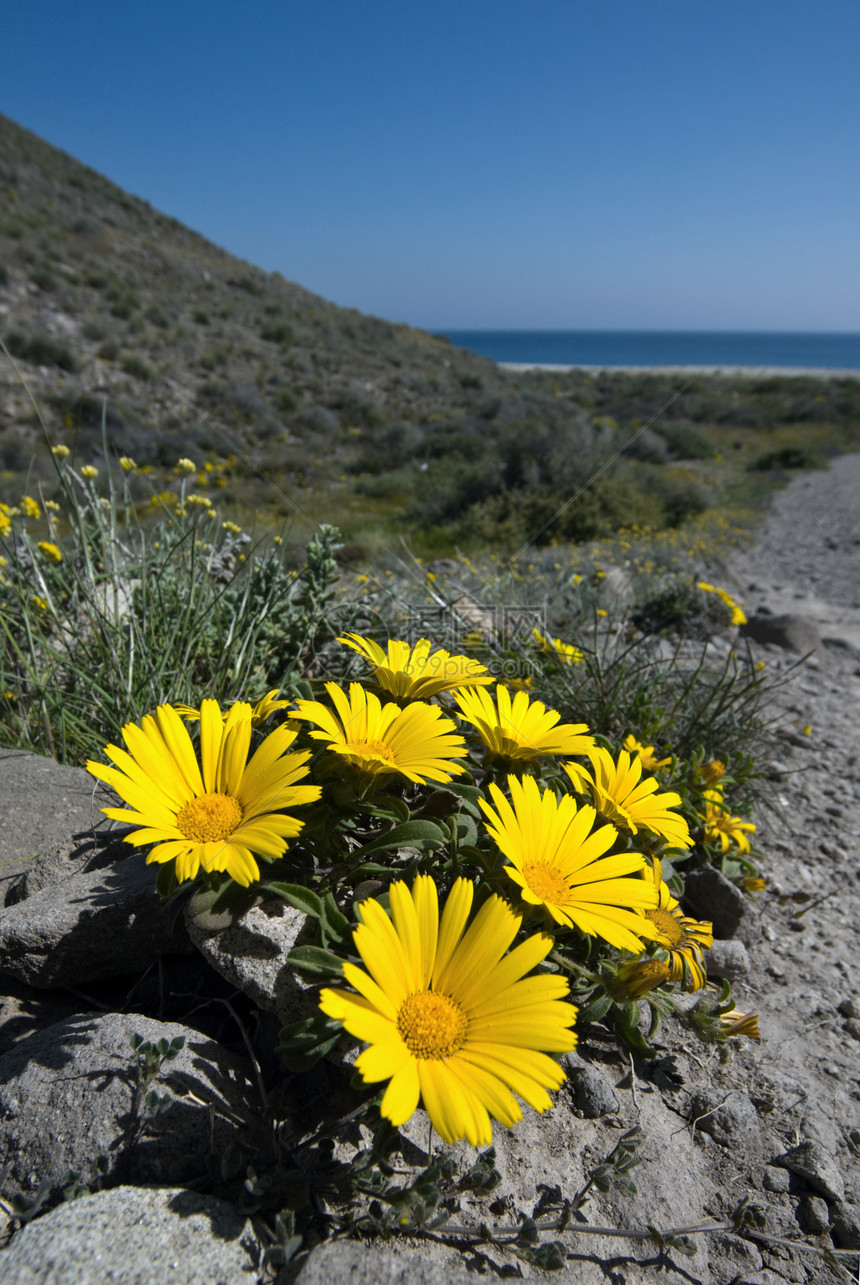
[
  {"left": 85, "top": 630, "right": 758, "bottom": 1150},
  {"left": 697, "top": 580, "right": 747, "bottom": 627}
]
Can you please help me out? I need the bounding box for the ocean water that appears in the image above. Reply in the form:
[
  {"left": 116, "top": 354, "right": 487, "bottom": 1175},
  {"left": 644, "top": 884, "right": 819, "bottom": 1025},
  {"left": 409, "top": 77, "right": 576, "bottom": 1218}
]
[{"left": 437, "top": 330, "right": 860, "bottom": 370}]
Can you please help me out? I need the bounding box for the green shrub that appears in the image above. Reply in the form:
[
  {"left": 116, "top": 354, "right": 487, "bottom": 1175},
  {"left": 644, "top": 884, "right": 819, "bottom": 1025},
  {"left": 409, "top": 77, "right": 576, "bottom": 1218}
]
[
  {"left": 28, "top": 265, "right": 56, "bottom": 291},
  {"left": 97, "top": 340, "right": 120, "bottom": 362},
  {"left": 652, "top": 423, "right": 715, "bottom": 460},
  {"left": 192, "top": 309, "right": 210, "bottom": 325},
  {"left": 121, "top": 354, "right": 152, "bottom": 380},
  {"left": 260, "top": 322, "right": 294, "bottom": 346},
  {"left": 3, "top": 330, "right": 77, "bottom": 372},
  {"left": 749, "top": 444, "right": 824, "bottom": 471}
]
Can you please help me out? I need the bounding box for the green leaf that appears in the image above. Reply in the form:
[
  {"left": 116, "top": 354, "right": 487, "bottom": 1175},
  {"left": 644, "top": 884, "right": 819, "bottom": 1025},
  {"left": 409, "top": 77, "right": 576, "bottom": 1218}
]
[
  {"left": 261, "top": 882, "right": 324, "bottom": 919},
  {"left": 321, "top": 892, "right": 351, "bottom": 942},
  {"left": 577, "top": 992, "right": 613, "bottom": 1023},
  {"left": 277, "top": 1013, "right": 343, "bottom": 1072},
  {"left": 349, "top": 819, "right": 449, "bottom": 859},
  {"left": 287, "top": 945, "right": 344, "bottom": 977}
]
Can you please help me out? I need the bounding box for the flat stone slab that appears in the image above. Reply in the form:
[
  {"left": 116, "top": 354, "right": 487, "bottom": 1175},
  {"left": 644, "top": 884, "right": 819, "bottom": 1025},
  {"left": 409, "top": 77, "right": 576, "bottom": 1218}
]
[
  {"left": 0, "top": 750, "right": 113, "bottom": 883},
  {"left": 295, "top": 1239, "right": 477, "bottom": 1283},
  {"left": 0, "top": 1012, "right": 259, "bottom": 1198},
  {"left": 0, "top": 849, "right": 192, "bottom": 986},
  {"left": 0, "top": 1185, "right": 261, "bottom": 1284}
]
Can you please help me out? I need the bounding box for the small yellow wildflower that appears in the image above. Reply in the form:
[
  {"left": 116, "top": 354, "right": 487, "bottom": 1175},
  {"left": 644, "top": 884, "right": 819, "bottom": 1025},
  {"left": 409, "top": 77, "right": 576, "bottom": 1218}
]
[
  {"left": 81, "top": 465, "right": 99, "bottom": 480},
  {"left": 119, "top": 456, "right": 137, "bottom": 471},
  {"left": 177, "top": 457, "right": 196, "bottom": 474},
  {"left": 222, "top": 521, "right": 242, "bottom": 534},
  {"left": 51, "top": 444, "right": 70, "bottom": 459},
  {"left": 623, "top": 735, "right": 671, "bottom": 771},
  {"left": 37, "top": 541, "right": 62, "bottom": 564},
  {"left": 596, "top": 608, "right": 607, "bottom": 618},
  {"left": 720, "top": 1010, "right": 761, "bottom": 1040},
  {"left": 273, "top": 536, "right": 282, "bottom": 545},
  {"left": 699, "top": 759, "right": 726, "bottom": 787},
  {"left": 532, "top": 627, "right": 584, "bottom": 666},
  {"left": 21, "top": 496, "right": 41, "bottom": 519},
  {"left": 31, "top": 595, "right": 48, "bottom": 611},
  {"left": 702, "top": 793, "right": 756, "bottom": 854},
  {"left": 610, "top": 958, "right": 672, "bottom": 1001},
  {"left": 186, "top": 494, "right": 212, "bottom": 508},
  {"left": 0, "top": 505, "right": 11, "bottom": 538},
  {"left": 44, "top": 500, "right": 61, "bottom": 513}
]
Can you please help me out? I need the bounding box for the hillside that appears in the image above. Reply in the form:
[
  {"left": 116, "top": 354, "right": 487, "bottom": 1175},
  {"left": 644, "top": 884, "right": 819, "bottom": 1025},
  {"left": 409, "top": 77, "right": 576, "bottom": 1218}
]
[{"left": 2, "top": 111, "right": 860, "bottom": 558}]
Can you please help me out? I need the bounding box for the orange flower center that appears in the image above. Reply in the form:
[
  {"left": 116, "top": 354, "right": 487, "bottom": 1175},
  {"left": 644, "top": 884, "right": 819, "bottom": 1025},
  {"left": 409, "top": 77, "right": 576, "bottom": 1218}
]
[
  {"left": 176, "top": 792, "right": 243, "bottom": 842},
  {"left": 645, "top": 907, "right": 685, "bottom": 946},
  {"left": 397, "top": 990, "right": 468, "bottom": 1059},
  {"left": 522, "top": 861, "right": 570, "bottom": 905}
]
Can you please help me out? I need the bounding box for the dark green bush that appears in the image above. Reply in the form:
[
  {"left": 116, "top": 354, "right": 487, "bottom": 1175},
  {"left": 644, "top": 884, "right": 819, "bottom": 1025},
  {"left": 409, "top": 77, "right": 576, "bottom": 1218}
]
[
  {"left": 192, "top": 309, "right": 209, "bottom": 325},
  {"left": 4, "top": 330, "right": 77, "bottom": 372},
  {"left": 28, "top": 265, "right": 55, "bottom": 291},
  {"left": 97, "top": 340, "right": 120, "bottom": 361},
  {"left": 749, "top": 444, "right": 824, "bottom": 471},
  {"left": 260, "top": 322, "right": 294, "bottom": 346},
  {"left": 121, "top": 354, "right": 152, "bottom": 380},
  {"left": 652, "top": 422, "right": 715, "bottom": 460}
]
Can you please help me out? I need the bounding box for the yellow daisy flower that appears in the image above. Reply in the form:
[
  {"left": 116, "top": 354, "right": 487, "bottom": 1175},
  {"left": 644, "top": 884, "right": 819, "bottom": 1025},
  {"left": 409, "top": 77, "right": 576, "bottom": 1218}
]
[
  {"left": 119, "top": 456, "right": 137, "bottom": 471},
  {"left": 642, "top": 858, "right": 713, "bottom": 990},
  {"left": 80, "top": 465, "right": 99, "bottom": 480},
  {"left": 611, "top": 958, "right": 671, "bottom": 1000},
  {"left": 177, "top": 457, "right": 196, "bottom": 474},
  {"left": 720, "top": 1009, "right": 761, "bottom": 1040},
  {"left": 698, "top": 758, "right": 726, "bottom": 786},
  {"left": 338, "top": 633, "right": 492, "bottom": 701},
  {"left": 21, "top": 495, "right": 41, "bottom": 519},
  {"left": 37, "top": 541, "right": 63, "bottom": 565},
  {"left": 293, "top": 682, "right": 466, "bottom": 784},
  {"left": 86, "top": 700, "right": 320, "bottom": 886},
  {"left": 455, "top": 684, "right": 595, "bottom": 765},
  {"left": 479, "top": 775, "right": 659, "bottom": 952},
  {"left": 174, "top": 690, "right": 292, "bottom": 730},
  {"left": 0, "top": 504, "right": 10, "bottom": 538},
  {"left": 51, "top": 444, "right": 70, "bottom": 459},
  {"left": 564, "top": 749, "right": 692, "bottom": 850},
  {"left": 623, "top": 735, "right": 671, "bottom": 771},
  {"left": 702, "top": 794, "right": 756, "bottom": 854},
  {"left": 320, "top": 874, "right": 577, "bottom": 1146},
  {"left": 532, "top": 627, "right": 583, "bottom": 666}
]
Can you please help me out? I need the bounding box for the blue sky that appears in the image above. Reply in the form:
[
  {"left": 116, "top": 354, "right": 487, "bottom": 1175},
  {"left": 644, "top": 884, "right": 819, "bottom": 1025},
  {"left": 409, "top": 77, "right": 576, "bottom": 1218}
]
[{"left": 2, "top": 1, "right": 858, "bottom": 330}]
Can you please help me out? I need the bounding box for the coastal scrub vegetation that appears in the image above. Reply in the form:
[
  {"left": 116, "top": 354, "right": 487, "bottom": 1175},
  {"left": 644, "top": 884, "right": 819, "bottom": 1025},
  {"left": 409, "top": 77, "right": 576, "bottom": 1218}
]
[{"left": 2, "top": 111, "right": 860, "bottom": 563}]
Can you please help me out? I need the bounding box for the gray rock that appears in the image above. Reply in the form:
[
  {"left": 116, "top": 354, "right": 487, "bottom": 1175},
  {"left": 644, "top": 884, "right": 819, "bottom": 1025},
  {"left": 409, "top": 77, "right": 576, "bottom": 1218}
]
[
  {"left": 0, "top": 849, "right": 192, "bottom": 986},
  {"left": 838, "top": 998, "right": 860, "bottom": 1019},
  {"left": 0, "top": 1186, "right": 261, "bottom": 1284},
  {"left": 682, "top": 865, "right": 762, "bottom": 944},
  {"left": 0, "top": 750, "right": 113, "bottom": 886},
  {"left": 773, "top": 1141, "right": 845, "bottom": 1203},
  {"left": 294, "top": 1239, "right": 477, "bottom": 1284},
  {"left": 844, "top": 1019, "right": 860, "bottom": 1041},
  {"left": 795, "top": 1193, "right": 830, "bottom": 1234},
  {"left": 186, "top": 899, "right": 316, "bottom": 1026},
  {"left": 0, "top": 1012, "right": 257, "bottom": 1198},
  {"left": 762, "top": 1164, "right": 792, "bottom": 1193},
  {"left": 705, "top": 938, "right": 750, "bottom": 981},
  {"left": 831, "top": 1200, "right": 860, "bottom": 1249},
  {"left": 4, "top": 832, "right": 128, "bottom": 906},
  {"left": 567, "top": 1062, "right": 620, "bottom": 1118},
  {"left": 740, "top": 612, "right": 821, "bottom": 653},
  {"left": 687, "top": 1089, "right": 759, "bottom": 1146}
]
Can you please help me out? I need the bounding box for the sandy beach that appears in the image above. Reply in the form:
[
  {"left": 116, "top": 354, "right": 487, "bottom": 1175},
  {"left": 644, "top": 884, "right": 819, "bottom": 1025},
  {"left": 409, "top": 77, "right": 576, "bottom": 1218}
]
[{"left": 500, "top": 362, "right": 860, "bottom": 378}]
